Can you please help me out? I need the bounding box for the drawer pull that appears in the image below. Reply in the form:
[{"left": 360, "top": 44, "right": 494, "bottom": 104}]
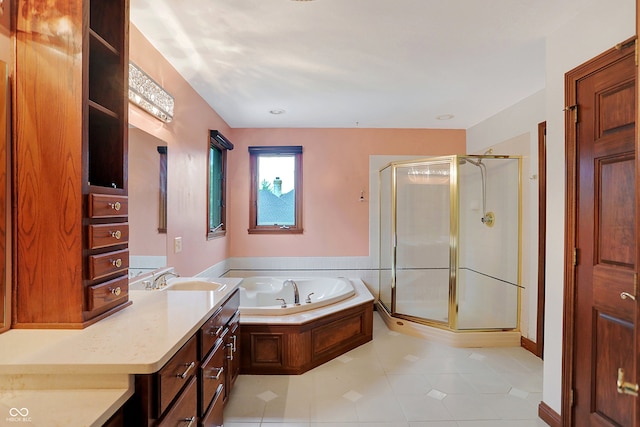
[
  {"left": 110, "top": 230, "right": 122, "bottom": 240},
  {"left": 226, "top": 343, "right": 233, "bottom": 361},
  {"left": 209, "top": 326, "right": 223, "bottom": 337},
  {"left": 110, "top": 286, "right": 121, "bottom": 296},
  {"left": 206, "top": 367, "right": 224, "bottom": 380},
  {"left": 214, "top": 383, "right": 224, "bottom": 399},
  {"left": 232, "top": 334, "right": 237, "bottom": 352},
  {"left": 108, "top": 201, "right": 121, "bottom": 211},
  {"left": 176, "top": 361, "right": 195, "bottom": 379},
  {"left": 181, "top": 416, "right": 196, "bottom": 427},
  {"left": 110, "top": 258, "right": 123, "bottom": 268}
]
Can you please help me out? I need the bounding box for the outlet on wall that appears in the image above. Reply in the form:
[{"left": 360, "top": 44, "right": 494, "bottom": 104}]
[{"left": 174, "top": 237, "right": 182, "bottom": 253}]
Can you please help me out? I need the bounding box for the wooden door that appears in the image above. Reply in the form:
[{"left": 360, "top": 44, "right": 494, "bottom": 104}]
[{"left": 566, "top": 40, "right": 637, "bottom": 426}]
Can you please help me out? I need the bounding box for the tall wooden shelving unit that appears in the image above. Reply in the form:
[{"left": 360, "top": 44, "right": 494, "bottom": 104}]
[{"left": 13, "top": 0, "right": 131, "bottom": 328}]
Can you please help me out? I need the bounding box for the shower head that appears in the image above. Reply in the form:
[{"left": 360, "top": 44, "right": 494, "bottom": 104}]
[{"left": 460, "top": 157, "right": 482, "bottom": 167}]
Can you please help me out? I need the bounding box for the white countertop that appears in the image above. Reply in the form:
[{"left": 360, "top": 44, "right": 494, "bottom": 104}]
[
  {"left": 0, "top": 386, "right": 133, "bottom": 427},
  {"left": 0, "top": 277, "right": 242, "bottom": 426},
  {"left": 0, "top": 278, "right": 241, "bottom": 375}
]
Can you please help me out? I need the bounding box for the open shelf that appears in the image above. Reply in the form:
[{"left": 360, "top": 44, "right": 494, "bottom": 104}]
[
  {"left": 90, "top": 0, "right": 125, "bottom": 51},
  {"left": 88, "top": 107, "right": 125, "bottom": 190}
]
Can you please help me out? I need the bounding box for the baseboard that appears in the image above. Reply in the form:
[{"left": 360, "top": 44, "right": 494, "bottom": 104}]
[
  {"left": 538, "top": 401, "right": 561, "bottom": 427},
  {"left": 521, "top": 336, "right": 540, "bottom": 357}
]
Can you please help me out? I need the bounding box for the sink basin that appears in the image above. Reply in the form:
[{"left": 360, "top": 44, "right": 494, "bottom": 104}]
[{"left": 164, "top": 278, "right": 227, "bottom": 292}]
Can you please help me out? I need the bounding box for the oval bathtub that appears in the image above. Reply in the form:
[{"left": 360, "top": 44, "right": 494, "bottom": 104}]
[{"left": 239, "top": 276, "right": 355, "bottom": 315}]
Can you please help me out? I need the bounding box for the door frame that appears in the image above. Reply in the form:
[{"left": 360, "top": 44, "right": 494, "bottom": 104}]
[
  {"left": 561, "top": 37, "right": 637, "bottom": 427},
  {"left": 536, "top": 121, "right": 546, "bottom": 359}
]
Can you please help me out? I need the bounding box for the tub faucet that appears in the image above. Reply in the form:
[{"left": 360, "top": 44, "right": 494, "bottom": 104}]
[{"left": 284, "top": 279, "right": 300, "bottom": 305}]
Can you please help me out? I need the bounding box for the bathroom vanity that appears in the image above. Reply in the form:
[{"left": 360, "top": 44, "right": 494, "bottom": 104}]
[
  {"left": 123, "top": 286, "right": 240, "bottom": 426},
  {"left": 0, "top": 278, "right": 241, "bottom": 426}
]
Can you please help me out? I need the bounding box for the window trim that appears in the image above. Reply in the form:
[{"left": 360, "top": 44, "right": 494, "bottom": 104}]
[
  {"left": 207, "top": 131, "right": 233, "bottom": 240},
  {"left": 248, "top": 146, "right": 303, "bottom": 234}
]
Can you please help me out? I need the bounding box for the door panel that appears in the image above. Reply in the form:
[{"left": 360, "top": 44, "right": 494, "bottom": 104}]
[
  {"left": 598, "top": 156, "right": 635, "bottom": 267},
  {"left": 594, "top": 313, "right": 634, "bottom": 427},
  {"left": 571, "top": 45, "right": 637, "bottom": 427}
]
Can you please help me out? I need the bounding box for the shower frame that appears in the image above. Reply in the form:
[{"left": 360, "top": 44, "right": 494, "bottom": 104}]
[{"left": 378, "top": 154, "right": 522, "bottom": 332}]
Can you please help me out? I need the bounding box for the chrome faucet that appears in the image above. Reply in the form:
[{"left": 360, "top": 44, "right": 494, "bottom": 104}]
[
  {"left": 284, "top": 279, "right": 300, "bottom": 305},
  {"left": 152, "top": 271, "right": 179, "bottom": 289}
]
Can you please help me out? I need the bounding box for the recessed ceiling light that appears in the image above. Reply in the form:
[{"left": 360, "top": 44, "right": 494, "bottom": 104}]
[
  {"left": 436, "top": 114, "right": 454, "bottom": 121},
  {"left": 269, "top": 109, "right": 286, "bottom": 115}
]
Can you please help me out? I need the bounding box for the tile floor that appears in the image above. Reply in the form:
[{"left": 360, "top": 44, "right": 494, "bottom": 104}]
[{"left": 225, "top": 312, "right": 547, "bottom": 427}]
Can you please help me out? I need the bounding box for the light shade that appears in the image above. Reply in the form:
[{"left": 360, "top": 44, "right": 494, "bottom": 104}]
[{"left": 128, "top": 62, "right": 174, "bottom": 122}]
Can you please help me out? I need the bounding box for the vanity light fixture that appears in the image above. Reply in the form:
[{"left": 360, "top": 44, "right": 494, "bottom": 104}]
[{"left": 128, "top": 62, "right": 174, "bottom": 123}]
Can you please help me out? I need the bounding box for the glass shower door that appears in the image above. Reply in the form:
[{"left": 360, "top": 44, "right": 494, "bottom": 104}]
[
  {"left": 394, "top": 160, "right": 452, "bottom": 325},
  {"left": 378, "top": 165, "right": 393, "bottom": 313},
  {"left": 456, "top": 157, "right": 520, "bottom": 329}
]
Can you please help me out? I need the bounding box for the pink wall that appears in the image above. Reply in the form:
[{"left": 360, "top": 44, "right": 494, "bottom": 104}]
[
  {"left": 130, "top": 26, "right": 465, "bottom": 267},
  {"left": 228, "top": 128, "right": 465, "bottom": 257},
  {"left": 129, "top": 25, "right": 232, "bottom": 276}
]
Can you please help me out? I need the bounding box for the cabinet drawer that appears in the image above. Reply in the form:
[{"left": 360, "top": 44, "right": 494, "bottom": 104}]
[
  {"left": 220, "top": 289, "right": 240, "bottom": 325},
  {"left": 88, "top": 223, "right": 129, "bottom": 249},
  {"left": 200, "top": 383, "right": 224, "bottom": 427},
  {"left": 157, "top": 376, "right": 198, "bottom": 427},
  {"left": 200, "top": 339, "right": 225, "bottom": 416},
  {"left": 199, "top": 308, "right": 224, "bottom": 359},
  {"left": 158, "top": 335, "right": 198, "bottom": 416},
  {"left": 88, "top": 193, "right": 128, "bottom": 218},
  {"left": 88, "top": 249, "right": 129, "bottom": 281},
  {"left": 87, "top": 275, "right": 128, "bottom": 311}
]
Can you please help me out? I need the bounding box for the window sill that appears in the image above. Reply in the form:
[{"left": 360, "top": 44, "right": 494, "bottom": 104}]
[
  {"left": 207, "top": 230, "right": 226, "bottom": 240},
  {"left": 248, "top": 228, "right": 303, "bottom": 235}
]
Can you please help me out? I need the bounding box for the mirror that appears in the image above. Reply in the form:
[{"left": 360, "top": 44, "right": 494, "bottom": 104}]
[{"left": 128, "top": 126, "right": 168, "bottom": 277}]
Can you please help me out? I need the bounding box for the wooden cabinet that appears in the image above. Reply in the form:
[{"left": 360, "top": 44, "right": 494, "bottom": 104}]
[
  {"left": 125, "top": 289, "right": 240, "bottom": 427},
  {"left": 224, "top": 312, "right": 240, "bottom": 402},
  {"left": 13, "top": 0, "right": 130, "bottom": 327},
  {"left": 156, "top": 377, "right": 198, "bottom": 427},
  {"left": 157, "top": 336, "right": 198, "bottom": 416},
  {"left": 126, "top": 335, "right": 199, "bottom": 426},
  {"left": 199, "top": 289, "right": 240, "bottom": 424}
]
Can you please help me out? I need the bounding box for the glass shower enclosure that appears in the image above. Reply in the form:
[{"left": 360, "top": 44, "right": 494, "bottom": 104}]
[{"left": 379, "top": 155, "right": 521, "bottom": 331}]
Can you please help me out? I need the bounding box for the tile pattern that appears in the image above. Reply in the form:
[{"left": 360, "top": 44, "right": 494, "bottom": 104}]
[{"left": 225, "top": 312, "right": 547, "bottom": 427}]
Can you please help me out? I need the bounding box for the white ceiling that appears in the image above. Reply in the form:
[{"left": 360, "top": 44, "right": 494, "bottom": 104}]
[{"left": 130, "top": 0, "right": 581, "bottom": 130}]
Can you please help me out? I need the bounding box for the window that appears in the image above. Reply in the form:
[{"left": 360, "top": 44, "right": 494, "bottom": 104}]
[
  {"left": 157, "top": 146, "right": 168, "bottom": 233},
  {"left": 249, "top": 146, "right": 303, "bottom": 234},
  {"left": 208, "top": 130, "right": 233, "bottom": 239}
]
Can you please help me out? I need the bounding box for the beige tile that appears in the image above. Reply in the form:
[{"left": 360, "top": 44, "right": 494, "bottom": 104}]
[{"left": 226, "top": 312, "right": 545, "bottom": 425}]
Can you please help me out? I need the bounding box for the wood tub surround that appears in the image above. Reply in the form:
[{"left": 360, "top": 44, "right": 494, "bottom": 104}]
[{"left": 240, "top": 300, "right": 373, "bottom": 375}]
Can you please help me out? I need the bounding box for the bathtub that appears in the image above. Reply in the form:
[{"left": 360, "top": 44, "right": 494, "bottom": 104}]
[
  {"left": 239, "top": 278, "right": 374, "bottom": 374},
  {"left": 239, "top": 276, "right": 356, "bottom": 315}
]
